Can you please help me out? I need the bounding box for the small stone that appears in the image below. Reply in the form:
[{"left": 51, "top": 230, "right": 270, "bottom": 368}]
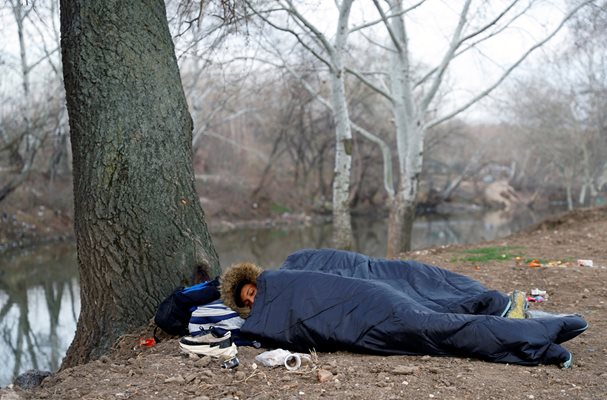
[
  {"left": 164, "top": 375, "right": 185, "bottom": 383},
  {"left": 317, "top": 369, "right": 333, "bottom": 383},
  {"left": 199, "top": 370, "right": 215, "bottom": 379},
  {"left": 251, "top": 363, "right": 258, "bottom": 370},
  {"left": 188, "top": 352, "right": 200, "bottom": 360},
  {"left": 392, "top": 366, "right": 419, "bottom": 375},
  {"left": 14, "top": 370, "right": 52, "bottom": 390},
  {"left": 185, "top": 373, "right": 198, "bottom": 383},
  {"left": 197, "top": 356, "right": 212, "bottom": 367},
  {"left": 99, "top": 356, "right": 111, "bottom": 364},
  {"left": 234, "top": 371, "right": 246, "bottom": 381}
]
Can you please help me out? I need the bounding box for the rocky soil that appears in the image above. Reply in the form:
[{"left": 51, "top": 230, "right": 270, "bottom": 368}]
[{"left": 2, "top": 207, "right": 607, "bottom": 400}]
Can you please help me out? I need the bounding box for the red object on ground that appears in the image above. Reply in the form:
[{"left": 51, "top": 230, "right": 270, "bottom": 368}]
[{"left": 139, "top": 337, "right": 156, "bottom": 347}]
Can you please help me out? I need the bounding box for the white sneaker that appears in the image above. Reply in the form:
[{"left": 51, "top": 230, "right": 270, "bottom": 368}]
[
  {"left": 179, "top": 340, "right": 238, "bottom": 359},
  {"left": 180, "top": 331, "right": 231, "bottom": 346}
]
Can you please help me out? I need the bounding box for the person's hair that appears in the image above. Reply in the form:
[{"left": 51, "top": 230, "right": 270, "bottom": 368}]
[{"left": 220, "top": 262, "right": 263, "bottom": 318}]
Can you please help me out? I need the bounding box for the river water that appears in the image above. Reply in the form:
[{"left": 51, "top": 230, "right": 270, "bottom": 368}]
[{"left": 0, "top": 208, "right": 559, "bottom": 386}]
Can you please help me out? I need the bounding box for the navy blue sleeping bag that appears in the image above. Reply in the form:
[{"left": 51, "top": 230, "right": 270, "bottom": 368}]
[{"left": 241, "top": 249, "right": 587, "bottom": 366}]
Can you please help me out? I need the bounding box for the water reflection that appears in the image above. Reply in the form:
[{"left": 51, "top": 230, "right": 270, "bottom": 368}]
[
  {"left": 214, "top": 208, "right": 555, "bottom": 267},
  {"left": 0, "top": 207, "right": 560, "bottom": 386},
  {"left": 0, "top": 244, "right": 79, "bottom": 387}
]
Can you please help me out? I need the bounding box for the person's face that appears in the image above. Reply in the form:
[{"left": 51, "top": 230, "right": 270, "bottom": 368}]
[{"left": 239, "top": 282, "right": 257, "bottom": 308}]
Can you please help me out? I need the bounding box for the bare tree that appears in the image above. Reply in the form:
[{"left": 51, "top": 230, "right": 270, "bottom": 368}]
[
  {"left": 0, "top": 0, "right": 66, "bottom": 201},
  {"left": 244, "top": 0, "right": 358, "bottom": 249},
  {"left": 503, "top": 1, "right": 607, "bottom": 210},
  {"left": 347, "top": 0, "right": 594, "bottom": 254}
]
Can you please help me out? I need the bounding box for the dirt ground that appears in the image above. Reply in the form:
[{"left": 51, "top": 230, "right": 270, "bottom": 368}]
[{"left": 2, "top": 207, "right": 607, "bottom": 400}]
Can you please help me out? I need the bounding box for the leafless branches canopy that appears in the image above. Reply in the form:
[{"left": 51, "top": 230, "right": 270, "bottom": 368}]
[{"left": 2, "top": 0, "right": 605, "bottom": 256}]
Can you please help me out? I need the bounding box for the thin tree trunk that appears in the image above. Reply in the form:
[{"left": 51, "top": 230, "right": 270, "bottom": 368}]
[
  {"left": 60, "top": 0, "right": 219, "bottom": 367},
  {"left": 387, "top": 182, "right": 417, "bottom": 257},
  {"left": 0, "top": 1, "right": 37, "bottom": 202},
  {"left": 329, "top": 1, "right": 354, "bottom": 250},
  {"left": 386, "top": 190, "right": 405, "bottom": 257},
  {"left": 385, "top": 1, "right": 421, "bottom": 256},
  {"left": 331, "top": 68, "right": 354, "bottom": 249}
]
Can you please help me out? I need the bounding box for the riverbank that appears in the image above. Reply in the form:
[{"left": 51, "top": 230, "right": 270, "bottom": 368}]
[
  {"left": 0, "top": 202, "right": 330, "bottom": 253},
  {"left": 1, "top": 206, "right": 605, "bottom": 399}
]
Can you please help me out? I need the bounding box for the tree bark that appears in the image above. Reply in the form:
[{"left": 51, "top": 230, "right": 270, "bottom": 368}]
[
  {"left": 330, "top": 68, "right": 354, "bottom": 250},
  {"left": 387, "top": 179, "right": 417, "bottom": 257},
  {"left": 385, "top": 0, "right": 421, "bottom": 255},
  {"left": 60, "top": 0, "right": 219, "bottom": 367},
  {"left": 329, "top": 1, "right": 354, "bottom": 250}
]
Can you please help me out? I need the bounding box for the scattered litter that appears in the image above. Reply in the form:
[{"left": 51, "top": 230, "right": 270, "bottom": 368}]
[
  {"left": 577, "top": 259, "right": 594, "bottom": 268},
  {"left": 521, "top": 259, "right": 572, "bottom": 268},
  {"left": 528, "top": 288, "right": 548, "bottom": 303},
  {"left": 547, "top": 260, "right": 563, "bottom": 267},
  {"left": 139, "top": 337, "right": 156, "bottom": 348},
  {"left": 255, "top": 349, "right": 312, "bottom": 371},
  {"left": 222, "top": 356, "right": 240, "bottom": 369}
]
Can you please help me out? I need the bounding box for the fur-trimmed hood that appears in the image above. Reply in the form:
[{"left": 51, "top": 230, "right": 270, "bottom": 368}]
[{"left": 220, "top": 262, "right": 263, "bottom": 318}]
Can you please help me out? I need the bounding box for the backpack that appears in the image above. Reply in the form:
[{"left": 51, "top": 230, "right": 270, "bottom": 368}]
[{"left": 154, "top": 278, "right": 221, "bottom": 336}]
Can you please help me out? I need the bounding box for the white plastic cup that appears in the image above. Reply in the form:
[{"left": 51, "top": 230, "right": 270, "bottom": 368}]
[{"left": 284, "top": 354, "right": 302, "bottom": 371}]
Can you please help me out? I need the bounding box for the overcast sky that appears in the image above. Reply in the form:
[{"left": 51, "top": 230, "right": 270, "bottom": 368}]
[
  {"left": 292, "top": 0, "right": 574, "bottom": 121},
  {"left": 0, "top": 0, "right": 578, "bottom": 122}
]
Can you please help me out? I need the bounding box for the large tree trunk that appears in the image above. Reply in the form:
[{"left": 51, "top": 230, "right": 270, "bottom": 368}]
[{"left": 60, "top": 0, "right": 220, "bottom": 368}]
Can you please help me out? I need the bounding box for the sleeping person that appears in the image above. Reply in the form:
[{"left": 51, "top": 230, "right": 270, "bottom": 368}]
[{"left": 219, "top": 248, "right": 588, "bottom": 368}]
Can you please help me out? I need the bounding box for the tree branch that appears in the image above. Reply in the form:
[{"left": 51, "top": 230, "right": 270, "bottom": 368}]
[
  {"left": 245, "top": 1, "right": 333, "bottom": 71},
  {"left": 345, "top": 66, "right": 393, "bottom": 101},
  {"left": 281, "top": 62, "right": 395, "bottom": 197},
  {"left": 372, "top": 0, "right": 403, "bottom": 53},
  {"left": 419, "top": 0, "right": 472, "bottom": 113},
  {"left": 415, "top": 0, "right": 531, "bottom": 89},
  {"left": 425, "top": 0, "right": 594, "bottom": 130},
  {"left": 350, "top": 0, "right": 426, "bottom": 33}
]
